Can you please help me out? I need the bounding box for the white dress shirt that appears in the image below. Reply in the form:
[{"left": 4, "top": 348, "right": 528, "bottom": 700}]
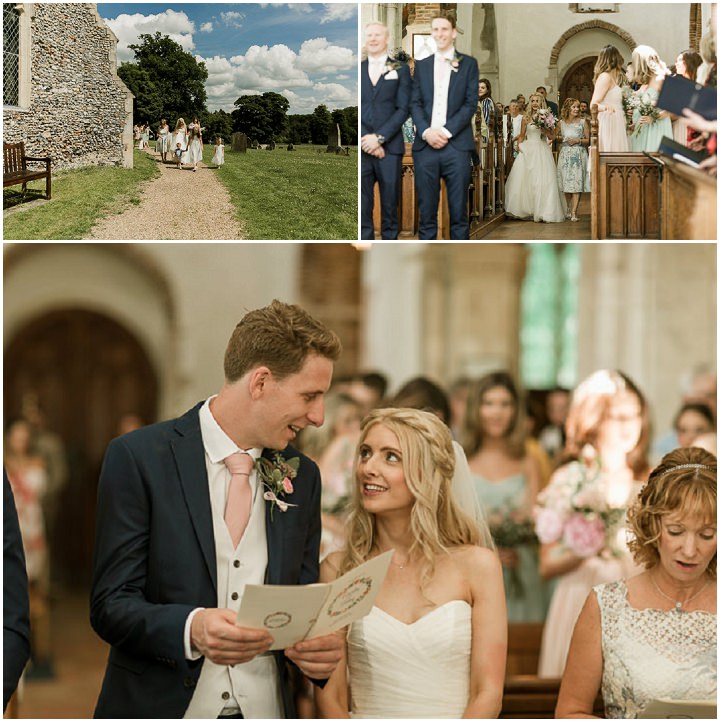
[
  {"left": 182, "top": 397, "right": 282, "bottom": 719},
  {"left": 368, "top": 53, "right": 387, "bottom": 85},
  {"left": 428, "top": 47, "right": 455, "bottom": 139}
]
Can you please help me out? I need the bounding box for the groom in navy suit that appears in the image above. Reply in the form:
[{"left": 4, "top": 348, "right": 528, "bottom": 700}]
[
  {"left": 90, "top": 300, "right": 344, "bottom": 718},
  {"left": 360, "top": 21, "right": 411, "bottom": 240},
  {"left": 411, "top": 14, "right": 479, "bottom": 240}
]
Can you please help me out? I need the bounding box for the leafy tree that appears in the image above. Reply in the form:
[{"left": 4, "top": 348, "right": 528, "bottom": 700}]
[
  {"left": 341, "top": 106, "right": 358, "bottom": 145},
  {"left": 201, "top": 109, "right": 234, "bottom": 143},
  {"left": 286, "top": 114, "right": 312, "bottom": 144},
  {"left": 309, "top": 104, "right": 332, "bottom": 145},
  {"left": 121, "top": 32, "right": 208, "bottom": 124},
  {"left": 118, "top": 64, "right": 163, "bottom": 126},
  {"left": 232, "top": 92, "right": 289, "bottom": 143}
]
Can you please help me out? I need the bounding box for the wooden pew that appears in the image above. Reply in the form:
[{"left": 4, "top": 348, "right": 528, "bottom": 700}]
[
  {"left": 506, "top": 622, "right": 544, "bottom": 676},
  {"left": 500, "top": 675, "right": 605, "bottom": 718}
]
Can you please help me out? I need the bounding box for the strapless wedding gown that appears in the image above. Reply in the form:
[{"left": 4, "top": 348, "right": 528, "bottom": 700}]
[{"left": 347, "top": 600, "right": 471, "bottom": 718}]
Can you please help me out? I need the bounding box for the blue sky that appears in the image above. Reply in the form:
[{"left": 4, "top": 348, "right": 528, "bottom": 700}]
[{"left": 97, "top": 3, "right": 358, "bottom": 114}]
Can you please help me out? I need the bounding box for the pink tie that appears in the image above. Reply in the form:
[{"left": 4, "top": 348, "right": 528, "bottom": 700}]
[{"left": 223, "top": 452, "right": 254, "bottom": 547}]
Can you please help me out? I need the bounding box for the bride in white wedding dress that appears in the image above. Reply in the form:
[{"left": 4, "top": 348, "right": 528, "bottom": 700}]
[
  {"left": 505, "top": 93, "right": 567, "bottom": 223},
  {"left": 315, "top": 408, "right": 506, "bottom": 719}
]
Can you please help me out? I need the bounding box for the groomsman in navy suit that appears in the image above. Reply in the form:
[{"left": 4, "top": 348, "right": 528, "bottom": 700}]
[
  {"left": 360, "top": 22, "right": 411, "bottom": 240},
  {"left": 411, "top": 14, "right": 479, "bottom": 240}
]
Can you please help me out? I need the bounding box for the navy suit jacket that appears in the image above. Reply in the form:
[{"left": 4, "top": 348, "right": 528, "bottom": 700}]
[
  {"left": 411, "top": 51, "right": 479, "bottom": 153},
  {"left": 361, "top": 58, "right": 412, "bottom": 155},
  {"left": 3, "top": 471, "right": 30, "bottom": 712},
  {"left": 90, "top": 403, "right": 322, "bottom": 718}
]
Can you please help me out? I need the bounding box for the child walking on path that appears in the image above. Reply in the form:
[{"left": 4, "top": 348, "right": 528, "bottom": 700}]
[
  {"left": 211, "top": 137, "right": 225, "bottom": 167},
  {"left": 186, "top": 126, "right": 203, "bottom": 172}
]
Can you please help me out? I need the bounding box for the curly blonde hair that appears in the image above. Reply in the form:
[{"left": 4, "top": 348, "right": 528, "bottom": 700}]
[
  {"left": 561, "top": 97, "right": 580, "bottom": 121},
  {"left": 524, "top": 93, "right": 547, "bottom": 120},
  {"left": 339, "top": 408, "right": 481, "bottom": 586},
  {"left": 627, "top": 447, "right": 716, "bottom": 577},
  {"left": 631, "top": 44, "right": 666, "bottom": 86}
]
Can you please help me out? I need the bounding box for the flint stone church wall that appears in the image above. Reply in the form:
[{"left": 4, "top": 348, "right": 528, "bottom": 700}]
[{"left": 3, "top": 3, "right": 134, "bottom": 170}]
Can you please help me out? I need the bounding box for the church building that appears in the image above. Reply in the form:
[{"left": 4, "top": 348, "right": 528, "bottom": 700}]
[{"left": 3, "top": 3, "right": 134, "bottom": 169}]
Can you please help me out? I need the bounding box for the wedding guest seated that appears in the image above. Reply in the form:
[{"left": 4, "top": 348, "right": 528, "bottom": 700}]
[
  {"left": 674, "top": 402, "right": 716, "bottom": 449},
  {"left": 315, "top": 408, "right": 505, "bottom": 718},
  {"left": 556, "top": 447, "right": 716, "bottom": 718}
]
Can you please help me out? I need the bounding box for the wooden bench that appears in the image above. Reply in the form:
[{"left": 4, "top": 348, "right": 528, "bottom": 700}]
[
  {"left": 3, "top": 141, "right": 52, "bottom": 199},
  {"left": 506, "top": 622, "right": 544, "bottom": 676},
  {"left": 500, "top": 675, "right": 605, "bottom": 718}
]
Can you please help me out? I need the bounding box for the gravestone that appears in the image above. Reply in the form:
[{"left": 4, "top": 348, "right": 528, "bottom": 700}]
[
  {"left": 287, "top": 143, "right": 295, "bottom": 151},
  {"left": 251, "top": 139, "right": 259, "bottom": 149},
  {"left": 267, "top": 140, "right": 276, "bottom": 150},
  {"left": 326, "top": 123, "right": 341, "bottom": 153},
  {"left": 231, "top": 132, "right": 248, "bottom": 153}
]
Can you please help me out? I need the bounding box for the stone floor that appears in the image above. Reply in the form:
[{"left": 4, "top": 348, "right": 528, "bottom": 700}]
[{"left": 12, "top": 588, "right": 107, "bottom": 719}]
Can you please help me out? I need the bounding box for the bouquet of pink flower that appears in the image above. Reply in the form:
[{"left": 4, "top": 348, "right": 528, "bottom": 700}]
[
  {"left": 531, "top": 107, "right": 557, "bottom": 132},
  {"left": 534, "top": 458, "right": 626, "bottom": 558}
]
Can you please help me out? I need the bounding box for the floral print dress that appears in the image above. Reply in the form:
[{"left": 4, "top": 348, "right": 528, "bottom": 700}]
[{"left": 556, "top": 120, "right": 589, "bottom": 193}]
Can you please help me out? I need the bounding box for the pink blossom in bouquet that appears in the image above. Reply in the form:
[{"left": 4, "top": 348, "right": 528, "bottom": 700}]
[
  {"left": 563, "top": 512, "right": 606, "bottom": 557},
  {"left": 534, "top": 506, "right": 565, "bottom": 544},
  {"left": 282, "top": 477, "right": 294, "bottom": 494}
]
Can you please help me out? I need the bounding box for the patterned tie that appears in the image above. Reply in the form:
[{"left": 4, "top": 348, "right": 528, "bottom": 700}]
[{"left": 223, "top": 452, "right": 254, "bottom": 547}]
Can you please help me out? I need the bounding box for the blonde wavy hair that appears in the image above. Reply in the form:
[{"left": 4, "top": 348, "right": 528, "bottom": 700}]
[
  {"left": 631, "top": 44, "right": 667, "bottom": 86},
  {"left": 560, "top": 97, "right": 581, "bottom": 121},
  {"left": 524, "top": 93, "right": 547, "bottom": 120},
  {"left": 627, "top": 447, "right": 716, "bottom": 578},
  {"left": 593, "top": 44, "right": 628, "bottom": 86},
  {"left": 339, "top": 408, "right": 482, "bottom": 587}
]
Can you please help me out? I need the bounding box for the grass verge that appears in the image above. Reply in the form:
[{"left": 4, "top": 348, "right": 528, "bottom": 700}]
[
  {"left": 206, "top": 144, "right": 358, "bottom": 240},
  {"left": 3, "top": 149, "right": 160, "bottom": 240}
]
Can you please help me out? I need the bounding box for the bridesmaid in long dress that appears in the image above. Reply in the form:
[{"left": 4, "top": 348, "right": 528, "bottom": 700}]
[
  {"left": 463, "top": 371, "right": 550, "bottom": 622},
  {"left": 589, "top": 45, "right": 630, "bottom": 152},
  {"left": 629, "top": 45, "right": 673, "bottom": 152},
  {"left": 536, "top": 369, "right": 650, "bottom": 678},
  {"left": 672, "top": 50, "right": 703, "bottom": 146}
]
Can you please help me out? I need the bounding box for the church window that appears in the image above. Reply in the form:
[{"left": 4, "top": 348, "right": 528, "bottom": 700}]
[
  {"left": 520, "top": 244, "right": 580, "bottom": 390},
  {"left": 3, "top": 4, "right": 20, "bottom": 107}
]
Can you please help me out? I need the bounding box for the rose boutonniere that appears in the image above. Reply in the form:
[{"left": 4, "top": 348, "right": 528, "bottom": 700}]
[
  {"left": 446, "top": 52, "right": 462, "bottom": 72},
  {"left": 255, "top": 452, "right": 299, "bottom": 519}
]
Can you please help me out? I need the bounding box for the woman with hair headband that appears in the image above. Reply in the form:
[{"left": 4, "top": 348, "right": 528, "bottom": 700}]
[
  {"left": 315, "top": 408, "right": 505, "bottom": 718},
  {"left": 557, "top": 447, "right": 716, "bottom": 717}
]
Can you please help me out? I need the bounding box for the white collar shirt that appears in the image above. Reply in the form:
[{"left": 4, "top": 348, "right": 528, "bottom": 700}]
[
  {"left": 182, "top": 397, "right": 282, "bottom": 719},
  {"left": 431, "top": 47, "right": 456, "bottom": 130}
]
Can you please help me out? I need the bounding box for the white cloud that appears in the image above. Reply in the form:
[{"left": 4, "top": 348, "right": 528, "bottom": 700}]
[
  {"left": 200, "top": 22, "right": 213, "bottom": 33},
  {"left": 220, "top": 11, "right": 244, "bottom": 29},
  {"left": 313, "top": 82, "right": 353, "bottom": 104},
  {"left": 336, "top": 74, "right": 350, "bottom": 80},
  {"left": 321, "top": 3, "right": 357, "bottom": 23},
  {"left": 297, "top": 38, "right": 356, "bottom": 73},
  {"left": 104, "top": 10, "right": 195, "bottom": 63}
]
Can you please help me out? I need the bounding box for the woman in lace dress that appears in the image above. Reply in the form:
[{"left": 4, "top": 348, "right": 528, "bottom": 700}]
[
  {"left": 536, "top": 369, "right": 650, "bottom": 677},
  {"left": 589, "top": 45, "right": 630, "bottom": 152},
  {"left": 463, "top": 371, "right": 550, "bottom": 623},
  {"left": 557, "top": 447, "right": 716, "bottom": 718},
  {"left": 556, "top": 98, "right": 590, "bottom": 222},
  {"left": 315, "top": 408, "right": 505, "bottom": 718}
]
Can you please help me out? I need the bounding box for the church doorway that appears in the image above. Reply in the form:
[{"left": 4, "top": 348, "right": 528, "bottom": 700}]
[
  {"left": 4, "top": 308, "right": 158, "bottom": 587},
  {"left": 559, "top": 56, "right": 597, "bottom": 105}
]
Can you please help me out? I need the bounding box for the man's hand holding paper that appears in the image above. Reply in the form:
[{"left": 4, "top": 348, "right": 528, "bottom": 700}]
[
  {"left": 284, "top": 631, "right": 345, "bottom": 679},
  {"left": 190, "top": 608, "right": 273, "bottom": 665}
]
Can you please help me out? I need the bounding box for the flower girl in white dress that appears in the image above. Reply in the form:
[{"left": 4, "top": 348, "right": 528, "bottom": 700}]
[
  {"left": 211, "top": 137, "right": 225, "bottom": 167},
  {"left": 315, "top": 408, "right": 506, "bottom": 719}
]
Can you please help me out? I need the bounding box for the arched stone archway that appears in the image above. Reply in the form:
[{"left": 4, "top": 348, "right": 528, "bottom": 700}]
[
  {"left": 549, "top": 19, "right": 637, "bottom": 66},
  {"left": 546, "top": 20, "right": 637, "bottom": 100},
  {"left": 5, "top": 308, "right": 159, "bottom": 586}
]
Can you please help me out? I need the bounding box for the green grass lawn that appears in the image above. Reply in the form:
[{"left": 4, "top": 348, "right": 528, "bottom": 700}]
[
  {"left": 3, "top": 149, "right": 159, "bottom": 240},
  {"left": 205, "top": 143, "right": 358, "bottom": 240}
]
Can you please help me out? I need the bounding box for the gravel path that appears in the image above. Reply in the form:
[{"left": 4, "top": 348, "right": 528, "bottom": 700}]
[{"left": 86, "top": 148, "right": 245, "bottom": 240}]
